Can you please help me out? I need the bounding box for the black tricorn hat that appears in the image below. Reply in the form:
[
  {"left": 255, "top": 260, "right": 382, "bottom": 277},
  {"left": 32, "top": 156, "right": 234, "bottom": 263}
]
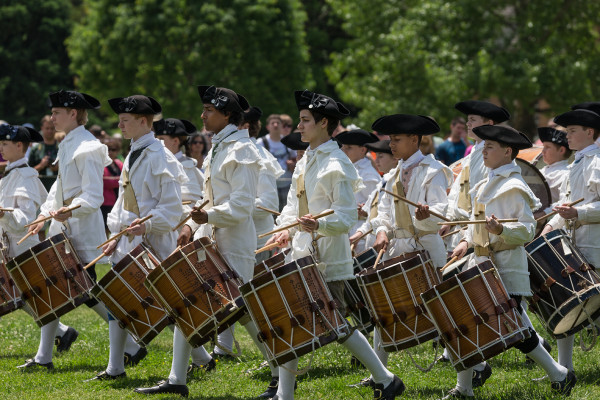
[
  {"left": 472, "top": 125, "right": 532, "bottom": 150},
  {"left": 365, "top": 140, "right": 392, "bottom": 155},
  {"left": 455, "top": 100, "right": 510, "bottom": 123},
  {"left": 243, "top": 106, "right": 263, "bottom": 122},
  {"left": 153, "top": 118, "right": 196, "bottom": 137},
  {"left": 538, "top": 127, "right": 568, "bottom": 148},
  {"left": 281, "top": 131, "right": 309, "bottom": 151},
  {"left": 294, "top": 90, "right": 350, "bottom": 120},
  {"left": 571, "top": 101, "right": 600, "bottom": 115},
  {"left": 198, "top": 85, "right": 249, "bottom": 113},
  {"left": 0, "top": 124, "right": 43, "bottom": 143},
  {"left": 555, "top": 109, "right": 600, "bottom": 131},
  {"left": 335, "top": 129, "right": 379, "bottom": 146},
  {"left": 371, "top": 114, "right": 440, "bottom": 136},
  {"left": 48, "top": 90, "right": 101, "bottom": 110},
  {"left": 108, "top": 95, "right": 162, "bottom": 115}
]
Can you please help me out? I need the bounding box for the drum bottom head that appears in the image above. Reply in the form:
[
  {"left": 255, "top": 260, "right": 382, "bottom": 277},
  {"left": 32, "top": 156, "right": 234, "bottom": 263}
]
[{"left": 550, "top": 289, "right": 600, "bottom": 336}]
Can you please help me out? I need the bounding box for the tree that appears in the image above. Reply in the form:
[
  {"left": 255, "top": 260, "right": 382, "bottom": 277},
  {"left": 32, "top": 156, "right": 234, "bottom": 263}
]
[
  {"left": 326, "top": 0, "right": 600, "bottom": 135},
  {"left": 68, "top": 0, "right": 311, "bottom": 128},
  {"left": 0, "top": 0, "right": 73, "bottom": 125}
]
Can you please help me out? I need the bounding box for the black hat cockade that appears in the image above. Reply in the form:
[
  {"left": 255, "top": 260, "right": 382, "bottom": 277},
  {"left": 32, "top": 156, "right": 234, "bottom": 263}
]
[
  {"left": 365, "top": 140, "right": 393, "bottom": 155},
  {"left": 198, "top": 85, "right": 249, "bottom": 113},
  {"left": 153, "top": 118, "right": 196, "bottom": 137},
  {"left": 243, "top": 106, "right": 263, "bottom": 123},
  {"left": 371, "top": 114, "right": 440, "bottom": 136},
  {"left": 335, "top": 129, "right": 379, "bottom": 146},
  {"left": 554, "top": 109, "right": 600, "bottom": 131},
  {"left": 48, "top": 90, "right": 101, "bottom": 110},
  {"left": 571, "top": 101, "right": 600, "bottom": 116},
  {"left": 455, "top": 100, "right": 510, "bottom": 123},
  {"left": 472, "top": 125, "right": 532, "bottom": 150},
  {"left": 281, "top": 131, "right": 309, "bottom": 151},
  {"left": 538, "top": 127, "right": 568, "bottom": 148},
  {"left": 108, "top": 95, "right": 162, "bottom": 115},
  {"left": 0, "top": 124, "right": 43, "bottom": 143},
  {"left": 294, "top": 90, "right": 350, "bottom": 120}
]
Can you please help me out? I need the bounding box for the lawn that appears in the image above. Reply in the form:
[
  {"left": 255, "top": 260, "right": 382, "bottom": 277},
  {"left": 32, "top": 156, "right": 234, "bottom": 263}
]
[{"left": 0, "top": 263, "right": 598, "bottom": 399}]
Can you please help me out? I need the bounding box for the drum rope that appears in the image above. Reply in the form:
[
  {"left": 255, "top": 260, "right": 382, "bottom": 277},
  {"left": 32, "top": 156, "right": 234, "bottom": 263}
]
[
  {"left": 196, "top": 241, "right": 230, "bottom": 306},
  {"left": 374, "top": 261, "right": 402, "bottom": 345},
  {"left": 14, "top": 257, "right": 43, "bottom": 317},
  {"left": 405, "top": 342, "right": 439, "bottom": 373},
  {"left": 213, "top": 330, "right": 243, "bottom": 358},
  {"left": 579, "top": 323, "right": 597, "bottom": 352}
]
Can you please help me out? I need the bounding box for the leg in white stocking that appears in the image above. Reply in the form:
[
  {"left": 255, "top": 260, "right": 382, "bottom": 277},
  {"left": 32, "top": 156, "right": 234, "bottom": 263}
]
[
  {"left": 213, "top": 325, "right": 234, "bottom": 355},
  {"left": 35, "top": 319, "right": 59, "bottom": 364},
  {"left": 556, "top": 335, "right": 575, "bottom": 372},
  {"left": 526, "top": 342, "right": 568, "bottom": 382},
  {"left": 106, "top": 320, "right": 127, "bottom": 375},
  {"left": 373, "top": 328, "right": 389, "bottom": 366},
  {"left": 168, "top": 327, "right": 192, "bottom": 385},
  {"left": 275, "top": 359, "right": 298, "bottom": 400},
  {"left": 341, "top": 330, "right": 393, "bottom": 387}
]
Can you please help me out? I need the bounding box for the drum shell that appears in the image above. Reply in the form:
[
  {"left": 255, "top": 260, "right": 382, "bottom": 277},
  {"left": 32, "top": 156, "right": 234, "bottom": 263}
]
[
  {"left": 0, "top": 256, "right": 23, "bottom": 317},
  {"left": 357, "top": 251, "right": 440, "bottom": 351},
  {"left": 240, "top": 255, "right": 347, "bottom": 366},
  {"left": 344, "top": 248, "right": 377, "bottom": 334},
  {"left": 253, "top": 251, "right": 287, "bottom": 280},
  {"left": 7, "top": 233, "right": 93, "bottom": 327},
  {"left": 526, "top": 229, "right": 600, "bottom": 337},
  {"left": 91, "top": 243, "right": 169, "bottom": 346},
  {"left": 145, "top": 237, "right": 246, "bottom": 347},
  {"left": 422, "top": 261, "right": 530, "bottom": 371}
]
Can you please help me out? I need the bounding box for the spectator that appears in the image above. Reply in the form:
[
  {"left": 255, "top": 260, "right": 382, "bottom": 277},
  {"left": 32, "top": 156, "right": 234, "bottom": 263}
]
[
  {"left": 100, "top": 137, "right": 123, "bottom": 233},
  {"left": 184, "top": 132, "right": 209, "bottom": 171},
  {"left": 29, "top": 115, "right": 59, "bottom": 178},
  {"left": 89, "top": 124, "right": 106, "bottom": 140},
  {"left": 435, "top": 116, "right": 467, "bottom": 165},
  {"left": 280, "top": 114, "right": 294, "bottom": 137},
  {"left": 420, "top": 135, "right": 435, "bottom": 155}
]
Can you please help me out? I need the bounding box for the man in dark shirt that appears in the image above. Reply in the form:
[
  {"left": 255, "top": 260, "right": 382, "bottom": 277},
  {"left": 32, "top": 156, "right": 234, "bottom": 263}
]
[{"left": 435, "top": 116, "right": 467, "bottom": 165}]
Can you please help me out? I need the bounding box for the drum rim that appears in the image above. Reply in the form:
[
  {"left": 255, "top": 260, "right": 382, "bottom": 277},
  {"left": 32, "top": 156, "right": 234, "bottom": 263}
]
[
  {"left": 241, "top": 255, "right": 316, "bottom": 294},
  {"left": 8, "top": 233, "right": 69, "bottom": 269},
  {"left": 357, "top": 250, "right": 430, "bottom": 283},
  {"left": 112, "top": 243, "right": 156, "bottom": 275},
  {"left": 160, "top": 237, "right": 212, "bottom": 270},
  {"left": 422, "top": 260, "right": 495, "bottom": 302},
  {"left": 515, "top": 158, "right": 552, "bottom": 214},
  {"left": 525, "top": 228, "right": 566, "bottom": 253}
]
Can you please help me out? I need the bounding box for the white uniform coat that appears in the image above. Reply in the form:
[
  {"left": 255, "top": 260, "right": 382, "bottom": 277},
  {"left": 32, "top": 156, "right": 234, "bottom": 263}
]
[
  {"left": 350, "top": 157, "right": 381, "bottom": 244},
  {"left": 540, "top": 159, "right": 569, "bottom": 214},
  {"left": 39, "top": 125, "right": 111, "bottom": 263},
  {"left": 175, "top": 151, "right": 204, "bottom": 219}
]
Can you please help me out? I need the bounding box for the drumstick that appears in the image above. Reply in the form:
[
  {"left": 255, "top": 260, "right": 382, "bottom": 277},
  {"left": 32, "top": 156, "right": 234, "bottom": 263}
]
[
  {"left": 0, "top": 208, "right": 13, "bottom": 212},
  {"left": 441, "top": 226, "right": 468, "bottom": 238},
  {"left": 257, "top": 205, "right": 281, "bottom": 216},
  {"left": 168, "top": 245, "right": 182, "bottom": 258},
  {"left": 350, "top": 228, "right": 373, "bottom": 245},
  {"left": 440, "top": 256, "right": 459, "bottom": 272},
  {"left": 372, "top": 248, "right": 385, "bottom": 269},
  {"left": 257, "top": 209, "right": 335, "bottom": 239},
  {"left": 24, "top": 204, "right": 82, "bottom": 228},
  {"left": 437, "top": 218, "right": 518, "bottom": 226},
  {"left": 84, "top": 252, "right": 107, "bottom": 270},
  {"left": 96, "top": 214, "right": 153, "bottom": 249},
  {"left": 255, "top": 241, "right": 281, "bottom": 254},
  {"left": 182, "top": 200, "right": 193, "bottom": 205},
  {"left": 16, "top": 231, "right": 34, "bottom": 245},
  {"left": 381, "top": 189, "right": 450, "bottom": 222},
  {"left": 535, "top": 198, "right": 585, "bottom": 222},
  {"left": 172, "top": 199, "right": 210, "bottom": 231}
]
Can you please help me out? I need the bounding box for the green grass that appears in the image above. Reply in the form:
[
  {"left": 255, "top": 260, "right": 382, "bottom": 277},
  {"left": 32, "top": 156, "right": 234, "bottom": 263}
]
[{"left": 0, "top": 263, "right": 598, "bottom": 399}]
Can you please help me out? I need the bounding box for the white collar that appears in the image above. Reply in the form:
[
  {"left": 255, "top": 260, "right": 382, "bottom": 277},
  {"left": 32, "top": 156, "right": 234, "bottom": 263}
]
[
  {"left": 211, "top": 124, "right": 238, "bottom": 147},
  {"left": 575, "top": 144, "right": 598, "bottom": 162},
  {"left": 401, "top": 150, "right": 424, "bottom": 168},
  {"left": 544, "top": 159, "right": 569, "bottom": 171},
  {"left": 130, "top": 131, "right": 157, "bottom": 151},
  {"left": 6, "top": 156, "right": 28, "bottom": 171},
  {"left": 473, "top": 140, "right": 485, "bottom": 151},
  {"left": 488, "top": 161, "right": 516, "bottom": 180}
]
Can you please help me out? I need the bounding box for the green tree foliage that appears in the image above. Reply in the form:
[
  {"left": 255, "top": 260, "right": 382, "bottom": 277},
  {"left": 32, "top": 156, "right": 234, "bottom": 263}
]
[
  {"left": 326, "top": 0, "right": 600, "bottom": 134},
  {"left": 0, "top": 0, "right": 73, "bottom": 125},
  {"left": 68, "top": 0, "right": 311, "bottom": 127}
]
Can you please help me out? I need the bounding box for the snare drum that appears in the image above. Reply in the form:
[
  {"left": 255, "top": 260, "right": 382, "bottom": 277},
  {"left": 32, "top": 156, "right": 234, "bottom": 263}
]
[
  {"left": 91, "top": 243, "right": 170, "bottom": 346},
  {"left": 526, "top": 229, "right": 600, "bottom": 337},
  {"left": 357, "top": 251, "right": 440, "bottom": 351},
  {"left": 240, "top": 255, "right": 348, "bottom": 366},
  {"left": 253, "top": 250, "right": 287, "bottom": 280},
  {"left": 0, "top": 255, "right": 23, "bottom": 317},
  {"left": 344, "top": 248, "right": 377, "bottom": 334},
  {"left": 145, "top": 237, "right": 246, "bottom": 347},
  {"left": 421, "top": 260, "right": 530, "bottom": 371},
  {"left": 7, "top": 233, "right": 94, "bottom": 327}
]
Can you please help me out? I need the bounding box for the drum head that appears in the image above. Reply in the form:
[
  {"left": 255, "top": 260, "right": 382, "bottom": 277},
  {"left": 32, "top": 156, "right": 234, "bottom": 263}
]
[{"left": 515, "top": 158, "right": 551, "bottom": 214}]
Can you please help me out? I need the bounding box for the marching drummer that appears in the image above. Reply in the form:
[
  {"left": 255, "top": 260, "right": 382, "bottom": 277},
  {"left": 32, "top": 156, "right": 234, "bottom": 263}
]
[
  {"left": 23, "top": 91, "right": 112, "bottom": 370},
  {"left": 447, "top": 125, "right": 575, "bottom": 399},
  {"left": 265, "top": 90, "right": 406, "bottom": 400},
  {"left": 89, "top": 95, "right": 186, "bottom": 382},
  {"left": 541, "top": 108, "right": 600, "bottom": 375},
  {"left": 537, "top": 126, "right": 571, "bottom": 214}
]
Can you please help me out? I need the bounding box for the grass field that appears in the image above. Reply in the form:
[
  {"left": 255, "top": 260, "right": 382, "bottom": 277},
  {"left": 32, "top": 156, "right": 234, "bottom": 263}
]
[{"left": 0, "top": 263, "right": 599, "bottom": 399}]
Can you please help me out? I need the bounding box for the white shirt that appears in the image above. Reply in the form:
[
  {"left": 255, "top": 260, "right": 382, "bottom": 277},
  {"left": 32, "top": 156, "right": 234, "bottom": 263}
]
[
  {"left": 540, "top": 159, "right": 569, "bottom": 213},
  {"left": 350, "top": 157, "right": 381, "bottom": 239},
  {"left": 277, "top": 140, "right": 364, "bottom": 282},
  {"left": 356, "top": 168, "right": 396, "bottom": 250},
  {"left": 0, "top": 157, "right": 48, "bottom": 257},
  {"left": 107, "top": 132, "right": 186, "bottom": 262},
  {"left": 175, "top": 151, "right": 204, "bottom": 219},
  {"left": 40, "top": 125, "right": 111, "bottom": 262}
]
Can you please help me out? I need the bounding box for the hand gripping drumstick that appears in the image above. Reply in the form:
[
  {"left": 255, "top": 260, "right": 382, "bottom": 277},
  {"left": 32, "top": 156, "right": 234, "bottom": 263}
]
[
  {"left": 438, "top": 218, "right": 518, "bottom": 226},
  {"left": 372, "top": 248, "right": 385, "bottom": 269},
  {"left": 172, "top": 200, "right": 210, "bottom": 231},
  {"left": 257, "top": 205, "right": 281, "bottom": 216},
  {"left": 381, "top": 190, "right": 450, "bottom": 222},
  {"left": 96, "top": 214, "right": 153, "bottom": 249},
  {"left": 257, "top": 209, "right": 335, "bottom": 239},
  {"left": 24, "top": 204, "right": 82, "bottom": 228},
  {"left": 255, "top": 241, "right": 282, "bottom": 254},
  {"left": 440, "top": 256, "right": 459, "bottom": 272},
  {"left": 535, "top": 198, "right": 584, "bottom": 222},
  {"left": 350, "top": 228, "right": 374, "bottom": 254}
]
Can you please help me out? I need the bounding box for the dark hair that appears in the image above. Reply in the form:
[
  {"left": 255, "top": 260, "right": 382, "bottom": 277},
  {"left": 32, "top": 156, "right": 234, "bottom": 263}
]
[
  {"left": 309, "top": 110, "right": 339, "bottom": 136},
  {"left": 185, "top": 133, "right": 209, "bottom": 156},
  {"left": 499, "top": 142, "right": 519, "bottom": 160},
  {"left": 546, "top": 141, "right": 573, "bottom": 159},
  {"left": 451, "top": 116, "right": 466, "bottom": 126},
  {"left": 225, "top": 110, "right": 243, "bottom": 127},
  {"left": 246, "top": 120, "right": 262, "bottom": 138}
]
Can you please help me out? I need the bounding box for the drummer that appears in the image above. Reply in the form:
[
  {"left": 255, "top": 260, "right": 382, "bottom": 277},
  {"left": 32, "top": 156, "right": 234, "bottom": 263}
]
[
  {"left": 537, "top": 126, "right": 571, "bottom": 214},
  {"left": 265, "top": 90, "right": 406, "bottom": 400},
  {"left": 541, "top": 108, "right": 600, "bottom": 375},
  {"left": 24, "top": 91, "right": 112, "bottom": 370},
  {"left": 446, "top": 125, "right": 575, "bottom": 399},
  {"left": 90, "top": 95, "right": 186, "bottom": 382}
]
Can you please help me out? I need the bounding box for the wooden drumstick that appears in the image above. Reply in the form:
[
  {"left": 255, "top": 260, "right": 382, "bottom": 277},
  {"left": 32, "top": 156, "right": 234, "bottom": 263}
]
[
  {"left": 440, "top": 256, "right": 459, "bottom": 272},
  {"left": 257, "top": 205, "right": 281, "bottom": 216},
  {"left": 438, "top": 218, "right": 518, "bottom": 226},
  {"left": 372, "top": 248, "right": 385, "bottom": 269},
  {"left": 441, "top": 226, "right": 468, "bottom": 238},
  {"left": 172, "top": 200, "right": 210, "bottom": 231},
  {"left": 84, "top": 252, "right": 107, "bottom": 270},
  {"left": 16, "top": 231, "right": 34, "bottom": 245},
  {"left": 535, "top": 198, "right": 585, "bottom": 222},
  {"left": 255, "top": 241, "right": 281, "bottom": 254},
  {"left": 182, "top": 200, "right": 193, "bottom": 205},
  {"left": 381, "top": 189, "right": 450, "bottom": 222},
  {"left": 168, "top": 245, "right": 182, "bottom": 258},
  {"left": 0, "top": 208, "right": 13, "bottom": 212},
  {"left": 24, "top": 204, "right": 82, "bottom": 228},
  {"left": 97, "top": 214, "right": 153, "bottom": 249},
  {"left": 258, "top": 209, "right": 335, "bottom": 239},
  {"left": 350, "top": 228, "right": 373, "bottom": 245}
]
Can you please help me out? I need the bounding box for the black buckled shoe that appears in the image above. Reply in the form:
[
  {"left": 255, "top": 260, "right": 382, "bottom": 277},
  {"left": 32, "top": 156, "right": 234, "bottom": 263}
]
[
  {"left": 258, "top": 377, "right": 297, "bottom": 398},
  {"left": 187, "top": 358, "right": 216, "bottom": 377},
  {"left": 373, "top": 375, "right": 405, "bottom": 399},
  {"left": 85, "top": 370, "right": 127, "bottom": 381},
  {"left": 551, "top": 370, "right": 577, "bottom": 396},
  {"left": 134, "top": 379, "right": 189, "bottom": 397},
  {"left": 471, "top": 363, "right": 492, "bottom": 388},
  {"left": 124, "top": 347, "right": 148, "bottom": 367},
  {"left": 55, "top": 327, "right": 79, "bottom": 352},
  {"left": 436, "top": 354, "right": 451, "bottom": 363},
  {"left": 17, "top": 358, "right": 54, "bottom": 371},
  {"left": 349, "top": 376, "right": 374, "bottom": 388},
  {"left": 439, "top": 387, "right": 473, "bottom": 399}
]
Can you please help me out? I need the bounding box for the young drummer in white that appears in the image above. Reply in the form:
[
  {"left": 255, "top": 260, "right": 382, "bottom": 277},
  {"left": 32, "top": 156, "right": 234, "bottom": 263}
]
[
  {"left": 24, "top": 90, "right": 112, "bottom": 370},
  {"left": 446, "top": 125, "right": 575, "bottom": 399},
  {"left": 91, "top": 95, "right": 186, "bottom": 381},
  {"left": 265, "top": 90, "right": 405, "bottom": 400},
  {"left": 541, "top": 109, "right": 600, "bottom": 375},
  {"left": 538, "top": 127, "right": 571, "bottom": 214}
]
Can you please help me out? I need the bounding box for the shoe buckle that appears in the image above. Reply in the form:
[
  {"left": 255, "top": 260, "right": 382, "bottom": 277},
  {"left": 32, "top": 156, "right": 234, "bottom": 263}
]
[{"left": 374, "top": 388, "right": 383, "bottom": 399}]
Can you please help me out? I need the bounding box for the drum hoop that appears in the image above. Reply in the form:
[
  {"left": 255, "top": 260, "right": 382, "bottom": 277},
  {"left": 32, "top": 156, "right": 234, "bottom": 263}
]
[{"left": 515, "top": 158, "right": 552, "bottom": 213}]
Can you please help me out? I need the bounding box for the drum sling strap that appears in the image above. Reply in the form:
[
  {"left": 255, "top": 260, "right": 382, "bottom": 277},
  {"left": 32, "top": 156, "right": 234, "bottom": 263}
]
[
  {"left": 457, "top": 164, "right": 472, "bottom": 215},
  {"left": 392, "top": 168, "right": 437, "bottom": 241},
  {"left": 296, "top": 172, "right": 323, "bottom": 262},
  {"left": 369, "top": 189, "right": 380, "bottom": 220},
  {"left": 472, "top": 197, "right": 518, "bottom": 257}
]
